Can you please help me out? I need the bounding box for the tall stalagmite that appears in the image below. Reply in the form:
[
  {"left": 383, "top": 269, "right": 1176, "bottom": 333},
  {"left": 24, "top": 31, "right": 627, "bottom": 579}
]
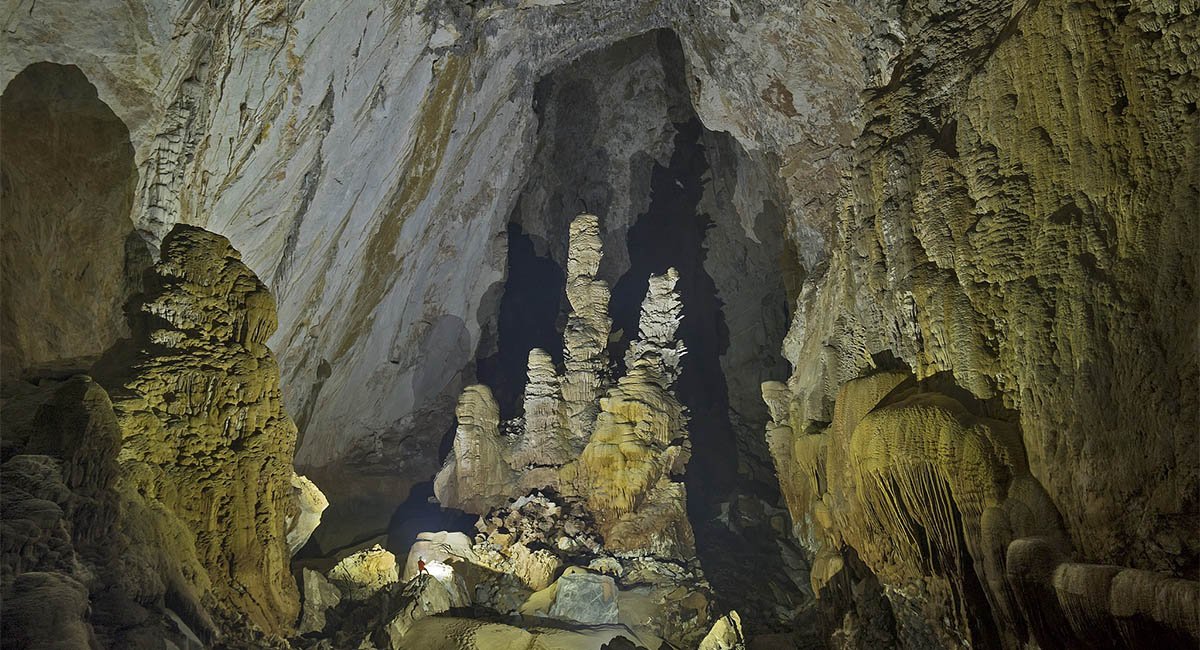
[{"left": 107, "top": 224, "right": 301, "bottom": 635}]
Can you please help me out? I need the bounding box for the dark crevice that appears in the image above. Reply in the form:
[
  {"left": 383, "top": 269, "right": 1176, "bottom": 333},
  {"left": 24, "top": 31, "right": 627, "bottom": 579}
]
[{"left": 475, "top": 222, "right": 567, "bottom": 419}]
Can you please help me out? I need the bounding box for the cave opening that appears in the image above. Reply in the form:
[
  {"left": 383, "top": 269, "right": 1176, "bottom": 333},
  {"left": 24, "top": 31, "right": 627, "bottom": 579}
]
[{"left": 0, "top": 62, "right": 144, "bottom": 383}]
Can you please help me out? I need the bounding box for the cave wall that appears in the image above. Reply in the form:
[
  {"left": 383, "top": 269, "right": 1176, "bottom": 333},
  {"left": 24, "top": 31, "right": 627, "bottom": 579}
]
[
  {"left": 6, "top": 4, "right": 1196, "bottom": 646},
  {"left": 782, "top": 0, "right": 1198, "bottom": 576},
  {"left": 764, "top": 0, "right": 1198, "bottom": 646}
]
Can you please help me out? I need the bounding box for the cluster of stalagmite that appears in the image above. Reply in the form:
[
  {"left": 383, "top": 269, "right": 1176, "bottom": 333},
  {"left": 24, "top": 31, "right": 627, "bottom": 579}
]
[
  {"left": 576, "top": 266, "right": 693, "bottom": 558},
  {"left": 430, "top": 214, "right": 719, "bottom": 646},
  {"left": 762, "top": 373, "right": 1200, "bottom": 648},
  {"left": 0, "top": 224, "right": 325, "bottom": 647},
  {"left": 436, "top": 214, "right": 692, "bottom": 541}
]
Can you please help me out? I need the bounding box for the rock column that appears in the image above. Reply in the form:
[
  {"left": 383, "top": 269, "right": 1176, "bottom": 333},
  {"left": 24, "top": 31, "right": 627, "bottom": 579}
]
[{"left": 561, "top": 215, "right": 611, "bottom": 443}]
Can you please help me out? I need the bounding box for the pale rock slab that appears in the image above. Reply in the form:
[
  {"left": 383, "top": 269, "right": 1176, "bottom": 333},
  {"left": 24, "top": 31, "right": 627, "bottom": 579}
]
[
  {"left": 510, "top": 348, "right": 570, "bottom": 467},
  {"left": 297, "top": 568, "right": 342, "bottom": 634},
  {"left": 286, "top": 473, "right": 329, "bottom": 555},
  {"left": 699, "top": 610, "right": 746, "bottom": 650},
  {"left": 327, "top": 544, "right": 399, "bottom": 601}
]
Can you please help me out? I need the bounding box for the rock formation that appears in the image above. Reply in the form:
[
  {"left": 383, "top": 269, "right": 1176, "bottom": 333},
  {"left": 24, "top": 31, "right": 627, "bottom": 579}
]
[
  {"left": 327, "top": 544, "right": 401, "bottom": 601},
  {"left": 105, "top": 224, "right": 301, "bottom": 635},
  {"left": 511, "top": 348, "right": 570, "bottom": 468},
  {"left": 763, "top": 372, "right": 1199, "bottom": 648},
  {"left": 578, "top": 266, "right": 692, "bottom": 559},
  {"left": 561, "top": 214, "right": 613, "bottom": 440},
  {"left": 4, "top": 0, "right": 1196, "bottom": 647},
  {"left": 287, "top": 473, "right": 329, "bottom": 555},
  {"left": 1, "top": 224, "right": 314, "bottom": 647},
  {"left": 433, "top": 384, "right": 517, "bottom": 514},
  {"left": 699, "top": 611, "right": 746, "bottom": 650},
  {"left": 428, "top": 220, "right": 712, "bottom": 645}
]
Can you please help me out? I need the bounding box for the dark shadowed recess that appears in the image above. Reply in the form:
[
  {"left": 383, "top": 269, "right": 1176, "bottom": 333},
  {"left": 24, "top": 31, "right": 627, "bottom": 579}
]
[
  {"left": 608, "top": 116, "right": 739, "bottom": 517},
  {"left": 1, "top": 62, "right": 144, "bottom": 382},
  {"left": 475, "top": 223, "right": 567, "bottom": 418}
]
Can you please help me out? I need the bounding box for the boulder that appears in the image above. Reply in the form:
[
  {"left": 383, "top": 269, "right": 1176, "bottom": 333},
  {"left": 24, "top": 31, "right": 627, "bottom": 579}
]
[
  {"left": 327, "top": 544, "right": 399, "bottom": 600},
  {"left": 286, "top": 473, "right": 328, "bottom": 555},
  {"left": 698, "top": 610, "right": 745, "bottom": 650},
  {"left": 297, "top": 568, "right": 342, "bottom": 634},
  {"left": 549, "top": 569, "right": 619, "bottom": 625}
]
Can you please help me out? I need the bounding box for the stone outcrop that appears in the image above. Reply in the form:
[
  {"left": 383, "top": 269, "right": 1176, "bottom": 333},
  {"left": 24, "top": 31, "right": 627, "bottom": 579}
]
[
  {"left": 430, "top": 219, "right": 708, "bottom": 643},
  {"left": 577, "top": 267, "right": 692, "bottom": 558},
  {"left": 297, "top": 568, "right": 342, "bottom": 635},
  {"left": 699, "top": 611, "right": 746, "bottom": 650},
  {"left": 6, "top": 0, "right": 1196, "bottom": 646},
  {"left": 763, "top": 371, "right": 1200, "bottom": 648},
  {"left": 287, "top": 473, "right": 329, "bottom": 555},
  {"left": 1, "top": 224, "right": 312, "bottom": 647},
  {"left": 327, "top": 544, "right": 400, "bottom": 601},
  {"left": 548, "top": 570, "right": 620, "bottom": 625}
]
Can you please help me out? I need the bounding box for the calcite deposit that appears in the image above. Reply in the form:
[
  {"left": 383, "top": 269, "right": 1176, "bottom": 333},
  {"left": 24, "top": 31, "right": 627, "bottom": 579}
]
[{"left": 428, "top": 216, "right": 712, "bottom": 645}]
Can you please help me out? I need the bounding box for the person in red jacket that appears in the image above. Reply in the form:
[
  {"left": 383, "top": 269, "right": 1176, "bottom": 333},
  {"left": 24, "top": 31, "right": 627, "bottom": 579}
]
[{"left": 417, "top": 557, "right": 428, "bottom": 576}]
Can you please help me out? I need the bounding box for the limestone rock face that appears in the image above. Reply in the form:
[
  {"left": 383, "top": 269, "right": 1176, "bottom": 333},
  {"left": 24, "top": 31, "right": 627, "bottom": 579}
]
[
  {"left": 286, "top": 473, "right": 329, "bottom": 555},
  {"left": 400, "top": 616, "right": 647, "bottom": 650},
  {"left": 578, "top": 269, "right": 694, "bottom": 559},
  {"left": 764, "top": 372, "right": 1200, "bottom": 648},
  {"left": 777, "top": 0, "right": 1198, "bottom": 591},
  {"left": 106, "top": 224, "right": 300, "bottom": 634},
  {"left": 402, "top": 531, "right": 478, "bottom": 582},
  {"left": 428, "top": 227, "right": 710, "bottom": 645},
  {"left": 623, "top": 268, "right": 686, "bottom": 387},
  {"left": 5, "top": 0, "right": 880, "bottom": 549}
]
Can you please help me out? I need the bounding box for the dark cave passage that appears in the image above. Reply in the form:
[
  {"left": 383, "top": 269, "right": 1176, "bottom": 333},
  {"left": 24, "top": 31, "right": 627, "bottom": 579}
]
[{"left": 475, "top": 223, "right": 567, "bottom": 419}]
